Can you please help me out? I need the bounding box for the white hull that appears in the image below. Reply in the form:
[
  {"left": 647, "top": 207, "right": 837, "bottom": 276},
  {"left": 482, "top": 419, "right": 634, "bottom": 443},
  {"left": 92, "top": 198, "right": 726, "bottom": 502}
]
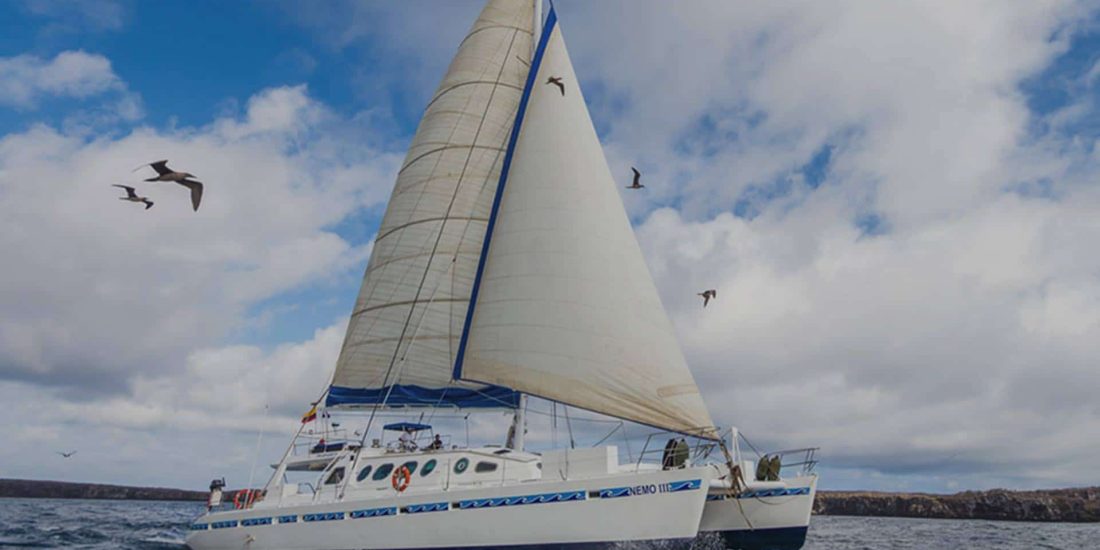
[
  {"left": 700, "top": 474, "right": 817, "bottom": 550},
  {"left": 186, "top": 467, "right": 711, "bottom": 550}
]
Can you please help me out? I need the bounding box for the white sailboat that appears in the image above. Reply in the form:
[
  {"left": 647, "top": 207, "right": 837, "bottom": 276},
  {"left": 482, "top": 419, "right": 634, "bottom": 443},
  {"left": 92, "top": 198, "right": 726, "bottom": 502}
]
[{"left": 186, "top": 2, "right": 817, "bottom": 549}]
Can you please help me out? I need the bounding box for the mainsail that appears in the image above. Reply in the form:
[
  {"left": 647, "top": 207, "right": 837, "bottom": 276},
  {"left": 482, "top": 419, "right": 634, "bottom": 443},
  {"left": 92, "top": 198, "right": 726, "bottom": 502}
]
[
  {"left": 455, "top": 9, "right": 717, "bottom": 437},
  {"left": 327, "top": 0, "right": 534, "bottom": 408}
]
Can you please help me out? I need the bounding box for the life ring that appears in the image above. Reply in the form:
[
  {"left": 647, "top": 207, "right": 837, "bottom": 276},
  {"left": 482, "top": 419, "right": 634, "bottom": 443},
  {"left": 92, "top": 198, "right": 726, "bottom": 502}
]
[
  {"left": 391, "top": 465, "right": 411, "bottom": 492},
  {"left": 233, "top": 489, "right": 248, "bottom": 509}
]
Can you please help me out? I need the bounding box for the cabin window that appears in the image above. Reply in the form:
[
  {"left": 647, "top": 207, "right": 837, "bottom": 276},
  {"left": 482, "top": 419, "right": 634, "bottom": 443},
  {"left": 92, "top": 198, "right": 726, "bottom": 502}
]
[
  {"left": 421, "top": 459, "right": 437, "bottom": 477},
  {"left": 356, "top": 465, "right": 373, "bottom": 482},
  {"left": 401, "top": 461, "right": 418, "bottom": 475},
  {"left": 454, "top": 457, "right": 469, "bottom": 474},
  {"left": 475, "top": 461, "right": 498, "bottom": 473},
  {"left": 372, "top": 463, "right": 394, "bottom": 481},
  {"left": 324, "top": 467, "right": 345, "bottom": 485}
]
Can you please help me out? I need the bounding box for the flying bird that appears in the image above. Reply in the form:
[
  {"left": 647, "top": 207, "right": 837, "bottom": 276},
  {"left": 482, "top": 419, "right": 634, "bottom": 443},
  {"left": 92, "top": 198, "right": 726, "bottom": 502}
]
[
  {"left": 698, "top": 289, "right": 717, "bottom": 308},
  {"left": 112, "top": 184, "right": 154, "bottom": 210},
  {"left": 627, "top": 167, "right": 644, "bottom": 189},
  {"left": 546, "top": 76, "right": 565, "bottom": 96},
  {"left": 134, "top": 160, "right": 204, "bottom": 211},
  {"left": 56, "top": 451, "right": 77, "bottom": 458}
]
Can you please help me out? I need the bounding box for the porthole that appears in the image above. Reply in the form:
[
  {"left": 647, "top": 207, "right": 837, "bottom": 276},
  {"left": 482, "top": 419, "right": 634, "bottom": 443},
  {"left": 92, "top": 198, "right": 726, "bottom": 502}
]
[
  {"left": 454, "top": 457, "right": 469, "bottom": 474},
  {"left": 372, "top": 463, "right": 394, "bottom": 481},
  {"left": 356, "top": 465, "right": 373, "bottom": 482},
  {"left": 421, "top": 459, "right": 437, "bottom": 477},
  {"left": 401, "top": 461, "right": 418, "bottom": 475},
  {"left": 475, "top": 461, "right": 498, "bottom": 473}
]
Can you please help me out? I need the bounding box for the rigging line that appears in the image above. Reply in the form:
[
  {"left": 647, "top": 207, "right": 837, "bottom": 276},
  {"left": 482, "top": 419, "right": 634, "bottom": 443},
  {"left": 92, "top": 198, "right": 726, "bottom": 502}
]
[
  {"left": 591, "top": 421, "right": 623, "bottom": 447},
  {"left": 387, "top": 255, "right": 459, "bottom": 424},
  {"left": 551, "top": 402, "right": 557, "bottom": 449},
  {"left": 336, "top": 32, "right": 497, "bottom": 366},
  {"left": 246, "top": 363, "right": 272, "bottom": 508},
  {"left": 431, "top": 77, "right": 518, "bottom": 423},
  {"left": 621, "top": 422, "right": 633, "bottom": 463},
  {"left": 359, "top": 27, "right": 524, "bottom": 445},
  {"left": 739, "top": 431, "right": 765, "bottom": 459},
  {"left": 337, "top": 23, "right": 522, "bottom": 379},
  {"left": 564, "top": 405, "right": 576, "bottom": 449},
  {"left": 430, "top": 14, "right": 532, "bottom": 420}
]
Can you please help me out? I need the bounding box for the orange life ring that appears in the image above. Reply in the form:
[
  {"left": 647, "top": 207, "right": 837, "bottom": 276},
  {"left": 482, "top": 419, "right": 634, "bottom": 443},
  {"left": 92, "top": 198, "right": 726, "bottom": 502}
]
[
  {"left": 391, "top": 465, "right": 411, "bottom": 492},
  {"left": 233, "top": 490, "right": 248, "bottom": 509}
]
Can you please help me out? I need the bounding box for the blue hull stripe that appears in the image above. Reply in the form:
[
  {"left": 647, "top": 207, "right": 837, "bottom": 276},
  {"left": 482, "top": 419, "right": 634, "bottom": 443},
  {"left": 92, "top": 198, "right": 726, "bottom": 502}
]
[
  {"left": 707, "top": 486, "right": 812, "bottom": 500},
  {"left": 452, "top": 7, "right": 558, "bottom": 381}
]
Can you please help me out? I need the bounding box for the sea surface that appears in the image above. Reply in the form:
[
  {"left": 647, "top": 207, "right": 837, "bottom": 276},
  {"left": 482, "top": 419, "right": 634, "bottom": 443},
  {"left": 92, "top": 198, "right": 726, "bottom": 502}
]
[{"left": 1, "top": 498, "right": 1098, "bottom": 549}]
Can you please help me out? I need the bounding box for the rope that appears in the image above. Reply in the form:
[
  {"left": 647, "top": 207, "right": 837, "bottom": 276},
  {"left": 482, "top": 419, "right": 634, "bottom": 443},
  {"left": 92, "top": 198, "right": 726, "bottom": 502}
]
[
  {"left": 591, "top": 421, "right": 623, "bottom": 447},
  {"left": 245, "top": 364, "right": 272, "bottom": 509}
]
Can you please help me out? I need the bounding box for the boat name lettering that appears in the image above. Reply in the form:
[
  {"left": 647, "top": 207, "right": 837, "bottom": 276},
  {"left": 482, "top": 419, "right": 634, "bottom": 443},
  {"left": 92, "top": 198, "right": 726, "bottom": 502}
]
[{"left": 599, "top": 479, "right": 702, "bottom": 499}]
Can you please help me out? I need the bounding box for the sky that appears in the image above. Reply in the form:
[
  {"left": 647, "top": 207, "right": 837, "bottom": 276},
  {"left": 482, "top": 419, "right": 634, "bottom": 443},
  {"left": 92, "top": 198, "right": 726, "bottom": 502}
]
[{"left": 1, "top": 0, "right": 1099, "bottom": 494}]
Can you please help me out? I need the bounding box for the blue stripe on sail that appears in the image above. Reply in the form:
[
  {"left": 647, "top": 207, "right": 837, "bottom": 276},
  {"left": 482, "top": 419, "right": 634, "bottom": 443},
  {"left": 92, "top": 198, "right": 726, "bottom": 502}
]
[
  {"left": 325, "top": 384, "right": 519, "bottom": 408},
  {"left": 452, "top": 7, "right": 559, "bottom": 381}
]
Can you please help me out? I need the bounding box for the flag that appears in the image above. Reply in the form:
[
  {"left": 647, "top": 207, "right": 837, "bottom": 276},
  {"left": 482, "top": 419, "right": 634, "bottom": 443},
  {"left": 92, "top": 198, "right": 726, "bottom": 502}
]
[{"left": 301, "top": 404, "right": 318, "bottom": 424}]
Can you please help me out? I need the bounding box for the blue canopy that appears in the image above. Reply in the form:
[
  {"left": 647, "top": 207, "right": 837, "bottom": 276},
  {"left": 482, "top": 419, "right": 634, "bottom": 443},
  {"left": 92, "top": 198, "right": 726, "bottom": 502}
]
[
  {"left": 383, "top": 422, "right": 432, "bottom": 432},
  {"left": 326, "top": 384, "right": 519, "bottom": 409}
]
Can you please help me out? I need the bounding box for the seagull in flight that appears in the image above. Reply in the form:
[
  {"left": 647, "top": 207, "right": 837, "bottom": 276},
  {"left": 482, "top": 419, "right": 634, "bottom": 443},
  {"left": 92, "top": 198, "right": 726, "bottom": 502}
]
[
  {"left": 56, "top": 451, "right": 77, "bottom": 458},
  {"left": 626, "top": 167, "right": 644, "bottom": 189},
  {"left": 698, "top": 289, "right": 717, "bottom": 308},
  {"left": 546, "top": 76, "right": 565, "bottom": 96},
  {"left": 133, "top": 160, "right": 204, "bottom": 211},
  {"left": 112, "top": 184, "right": 153, "bottom": 210}
]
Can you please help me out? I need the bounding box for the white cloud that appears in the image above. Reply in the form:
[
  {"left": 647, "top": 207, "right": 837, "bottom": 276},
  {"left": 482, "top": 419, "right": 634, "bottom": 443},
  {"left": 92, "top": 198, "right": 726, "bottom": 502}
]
[
  {"left": 0, "top": 50, "right": 123, "bottom": 108},
  {"left": 0, "top": 84, "right": 401, "bottom": 396},
  {"left": 557, "top": 0, "right": 1100, "bottom": 488},
  {"left": 21, "top": 0, "right": 126, "bottom": 33}
]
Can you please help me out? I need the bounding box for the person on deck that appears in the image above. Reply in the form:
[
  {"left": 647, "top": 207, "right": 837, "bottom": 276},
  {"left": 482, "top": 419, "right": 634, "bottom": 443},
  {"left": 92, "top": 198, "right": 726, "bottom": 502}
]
[
  {"left": 672, "top": 438, "right": 690, "bottom": 469},
  {"left": 428, "top": 434, "right": 444, "bottom": 450},
  {"left": 399, "top": 429, "right": 417, "bottom": 452}
]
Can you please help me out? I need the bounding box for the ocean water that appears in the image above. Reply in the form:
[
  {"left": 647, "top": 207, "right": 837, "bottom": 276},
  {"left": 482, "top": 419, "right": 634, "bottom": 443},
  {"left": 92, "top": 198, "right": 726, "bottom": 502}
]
[{"left": 1, "top": 498, "right": 1098, "bottom": 549}]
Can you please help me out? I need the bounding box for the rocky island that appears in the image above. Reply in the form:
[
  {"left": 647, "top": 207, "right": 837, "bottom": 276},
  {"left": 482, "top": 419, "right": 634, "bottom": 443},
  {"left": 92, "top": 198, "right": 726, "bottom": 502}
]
[
  {"left": 814, "top": 487, "right": 1100, "bottom": 522},
  {"left": 0, "top": 478, "right": 207, "bottom": 501}
]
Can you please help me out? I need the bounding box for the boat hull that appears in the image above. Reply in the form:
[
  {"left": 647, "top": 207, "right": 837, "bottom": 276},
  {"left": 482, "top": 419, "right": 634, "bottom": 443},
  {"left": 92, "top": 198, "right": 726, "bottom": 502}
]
[
  {"left": 699, "top": 474, "right": 817, "bottom": 550},
  {"left": 186, "top": 468, "right": 710, "bottom": 550}
]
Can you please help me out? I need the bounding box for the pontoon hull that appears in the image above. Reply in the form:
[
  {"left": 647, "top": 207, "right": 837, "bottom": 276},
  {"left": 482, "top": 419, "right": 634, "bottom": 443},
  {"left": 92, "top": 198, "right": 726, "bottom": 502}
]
[
  {"left": 699, "top": 474, "right": 817, "bottom": 550},
  {"left": 186, "top": 468, "right": 711, "bottom": 550}
]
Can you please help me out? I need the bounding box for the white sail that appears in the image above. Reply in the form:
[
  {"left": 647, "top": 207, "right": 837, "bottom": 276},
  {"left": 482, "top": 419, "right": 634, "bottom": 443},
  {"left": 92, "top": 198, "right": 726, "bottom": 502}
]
[
  {"left": 328, "top": 0, "right": 533, "bottom": 408},
  {"left": 456, "top": 11, "right": 716, "bottom": 437}
]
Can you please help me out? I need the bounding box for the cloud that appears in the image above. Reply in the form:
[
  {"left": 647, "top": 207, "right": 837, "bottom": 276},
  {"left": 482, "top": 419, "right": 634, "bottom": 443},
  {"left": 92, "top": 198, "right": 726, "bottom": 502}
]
[
  {"left": 0, "top": 83, "right": 401, "bottom": 397},
  {"left": 20, "top": 0, "right": 126, "bottom": 33},
  {"left": 0, "top": 50, "right": 124, "bottom": 108},
  {"left": 554, "top": 0, "right": 1100, "bottom": 489}
]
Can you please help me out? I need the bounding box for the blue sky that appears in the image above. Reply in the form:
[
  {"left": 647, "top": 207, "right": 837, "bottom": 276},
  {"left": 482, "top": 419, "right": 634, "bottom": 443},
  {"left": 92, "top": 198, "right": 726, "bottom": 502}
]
[{"left": 1, "top": 0, "right": 1099, "bottom": 494}]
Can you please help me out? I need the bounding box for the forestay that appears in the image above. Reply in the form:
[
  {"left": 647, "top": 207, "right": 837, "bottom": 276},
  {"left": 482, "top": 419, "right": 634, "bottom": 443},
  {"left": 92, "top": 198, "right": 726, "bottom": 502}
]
[
  {"left": 456, "top": 10, "right": 717, "bottom": 438},
  {"left": 328, "top": 0, "right": 534, "bottom": 408}
]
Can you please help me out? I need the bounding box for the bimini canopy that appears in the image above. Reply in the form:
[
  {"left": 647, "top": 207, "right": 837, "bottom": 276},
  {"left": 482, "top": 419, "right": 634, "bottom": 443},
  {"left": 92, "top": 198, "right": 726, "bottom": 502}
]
[{"left": 383, "top": 422, "right": 432, "bottom": 432}]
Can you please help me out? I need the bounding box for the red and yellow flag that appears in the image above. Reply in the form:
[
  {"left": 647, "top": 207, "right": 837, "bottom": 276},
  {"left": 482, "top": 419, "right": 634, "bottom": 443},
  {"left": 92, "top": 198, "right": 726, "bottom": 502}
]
[{"left": 301, "top": 404, "right": 318, "bottom": 424}]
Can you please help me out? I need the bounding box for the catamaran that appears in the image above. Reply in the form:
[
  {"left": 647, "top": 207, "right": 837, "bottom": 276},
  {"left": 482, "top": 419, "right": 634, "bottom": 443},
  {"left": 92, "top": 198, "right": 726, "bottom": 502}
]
[{"left": 186, "top": 2, "right": 817, "bottom": 549}]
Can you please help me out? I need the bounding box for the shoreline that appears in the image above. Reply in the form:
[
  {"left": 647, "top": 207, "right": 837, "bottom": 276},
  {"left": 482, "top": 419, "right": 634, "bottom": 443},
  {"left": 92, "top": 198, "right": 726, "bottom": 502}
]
[
  {"left": 814, "top": 487, "right": 1100, "bottom": 523},
  {"left": 3, "top": 478, "right": 1097, "bottom": 522}
]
